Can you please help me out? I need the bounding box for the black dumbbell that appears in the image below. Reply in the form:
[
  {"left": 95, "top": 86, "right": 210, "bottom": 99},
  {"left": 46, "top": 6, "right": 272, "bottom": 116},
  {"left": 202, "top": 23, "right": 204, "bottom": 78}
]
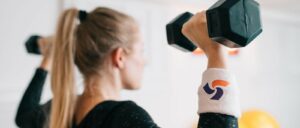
[
  {"left": 25, "top": 35, "right": 41, "bottom": 54},
  {"left": 166, "top": 0, "right": 263, "bottom": 52}
]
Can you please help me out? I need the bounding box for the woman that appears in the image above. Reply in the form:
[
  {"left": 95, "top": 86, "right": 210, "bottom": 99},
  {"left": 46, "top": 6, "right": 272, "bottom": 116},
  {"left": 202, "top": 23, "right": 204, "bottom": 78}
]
[{"left": 16, "top": 7, "right": 240, "bottom": 128}]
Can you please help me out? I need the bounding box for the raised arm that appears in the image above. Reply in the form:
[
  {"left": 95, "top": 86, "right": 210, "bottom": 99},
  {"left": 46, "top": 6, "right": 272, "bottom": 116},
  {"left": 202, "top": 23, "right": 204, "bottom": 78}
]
[
  {"left": 15, "top": 36, "right": 53, "bottom": 127},
  {"left": 182, "top": 11, "right": 240, "bottom": 128}
]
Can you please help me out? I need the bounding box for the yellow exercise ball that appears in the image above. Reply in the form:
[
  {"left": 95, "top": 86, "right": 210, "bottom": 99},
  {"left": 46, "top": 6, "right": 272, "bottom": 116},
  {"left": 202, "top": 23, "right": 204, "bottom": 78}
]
[
  {"left": 239, "top": 110, "right": 280, "bottom": 128},
  {"left": 238, "top": 119, "right": 248, "bottom": 128}
]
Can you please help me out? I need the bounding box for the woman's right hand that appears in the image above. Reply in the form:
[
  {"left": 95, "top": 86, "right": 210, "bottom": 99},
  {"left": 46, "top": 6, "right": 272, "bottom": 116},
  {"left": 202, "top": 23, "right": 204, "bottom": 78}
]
[
  {"left": 38, "top": 36, "right": 53, "bottom": 71},
  {"left": 182, "top": 11, "right": 227, "bottom": 68}
]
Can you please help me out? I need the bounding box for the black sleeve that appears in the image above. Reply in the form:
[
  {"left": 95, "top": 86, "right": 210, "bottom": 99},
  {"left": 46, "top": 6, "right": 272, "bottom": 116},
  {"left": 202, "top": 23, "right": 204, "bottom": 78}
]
[
  {"left": 110, "top": 101, "right": 238, "bottom": 128},
  {"left": 110, "top": 101, "right": 160, "bottom": 128},
  {"left": 197, "top": 113, "right": 238, "bottom": 128},
  {"left": 15, "top": 68, "right": 48, "bottom": 128}
]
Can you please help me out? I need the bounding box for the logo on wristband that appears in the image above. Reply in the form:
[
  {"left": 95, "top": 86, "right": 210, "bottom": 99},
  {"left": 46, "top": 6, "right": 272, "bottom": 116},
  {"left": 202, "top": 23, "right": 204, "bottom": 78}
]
[{"left": 203, "top": 80, "right": 230, "bottom": 100}]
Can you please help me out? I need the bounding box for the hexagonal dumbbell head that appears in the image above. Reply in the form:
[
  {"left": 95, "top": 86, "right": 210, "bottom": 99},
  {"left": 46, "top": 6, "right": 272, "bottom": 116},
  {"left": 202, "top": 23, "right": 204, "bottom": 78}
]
[
  {"left": 25, "top": 35, "right": 41, "bottom": 54},
  {"left": 207, "top": 0, "right": 262, "bottom": 48},
  {"left": 166, "top": 12, "right": 197, "bottom": 52}
]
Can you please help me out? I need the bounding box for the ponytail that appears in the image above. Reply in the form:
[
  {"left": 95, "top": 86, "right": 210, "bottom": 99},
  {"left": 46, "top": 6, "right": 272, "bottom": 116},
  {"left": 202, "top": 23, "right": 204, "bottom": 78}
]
[{"left": 49, "top": 8, "right": 78, "bottom": 128}]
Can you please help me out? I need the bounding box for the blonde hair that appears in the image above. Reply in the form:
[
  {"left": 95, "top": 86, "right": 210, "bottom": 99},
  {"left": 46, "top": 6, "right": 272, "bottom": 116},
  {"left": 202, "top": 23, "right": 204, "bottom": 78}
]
[{"left": 50, "top": 7, "right": 136, "bottom": 128}]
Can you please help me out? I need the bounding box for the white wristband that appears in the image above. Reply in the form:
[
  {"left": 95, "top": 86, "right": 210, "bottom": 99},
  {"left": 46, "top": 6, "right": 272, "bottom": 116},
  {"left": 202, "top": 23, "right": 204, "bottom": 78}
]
[{"left": 198, "top": 68, "right": 241, "bottom": 118}]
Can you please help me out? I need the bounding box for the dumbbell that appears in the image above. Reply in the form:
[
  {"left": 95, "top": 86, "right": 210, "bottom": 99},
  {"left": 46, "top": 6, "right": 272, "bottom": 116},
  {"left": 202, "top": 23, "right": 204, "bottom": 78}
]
[
  {"left": 25, "top": 35, "right": 42, "bottom": 54},
  {"left": 166, "top": 0, "right": 263, "bottom": 52}
]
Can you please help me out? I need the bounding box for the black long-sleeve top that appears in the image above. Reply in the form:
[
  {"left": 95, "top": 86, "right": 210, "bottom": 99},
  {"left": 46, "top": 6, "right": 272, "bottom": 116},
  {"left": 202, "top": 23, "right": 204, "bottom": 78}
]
[{"left": 15, "top": 68, "right": 238, "bottom": 128}]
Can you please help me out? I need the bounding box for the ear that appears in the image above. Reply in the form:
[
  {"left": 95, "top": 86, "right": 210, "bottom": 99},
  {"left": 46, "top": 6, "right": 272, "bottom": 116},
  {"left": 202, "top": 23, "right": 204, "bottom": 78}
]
[{"left": 111, "top": 48, "right": 126, "bottom": 69}]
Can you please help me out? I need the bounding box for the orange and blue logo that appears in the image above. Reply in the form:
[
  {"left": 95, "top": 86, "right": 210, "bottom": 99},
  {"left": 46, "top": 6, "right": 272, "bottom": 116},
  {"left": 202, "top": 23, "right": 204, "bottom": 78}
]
[{"left": 203, "top": 80, "right": 230, "bottom": 100}]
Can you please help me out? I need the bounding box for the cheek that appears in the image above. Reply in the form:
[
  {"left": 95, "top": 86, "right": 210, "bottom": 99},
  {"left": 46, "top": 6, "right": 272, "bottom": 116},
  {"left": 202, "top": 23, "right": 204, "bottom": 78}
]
[{"left": 122, "top": 56, "right": 144, "bottom": 89}]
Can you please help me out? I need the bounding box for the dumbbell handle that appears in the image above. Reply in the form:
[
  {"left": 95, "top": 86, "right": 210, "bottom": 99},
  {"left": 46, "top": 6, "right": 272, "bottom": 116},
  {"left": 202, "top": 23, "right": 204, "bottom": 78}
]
[{"left": 177, "top": 11, "right": 239, "bottom": 49}]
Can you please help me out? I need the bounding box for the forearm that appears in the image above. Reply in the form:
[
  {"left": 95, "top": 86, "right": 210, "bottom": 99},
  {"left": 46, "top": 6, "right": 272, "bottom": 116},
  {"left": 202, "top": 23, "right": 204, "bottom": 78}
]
[
  {"left": 197, "top": 65, "right": 240, "bottom": 128},
  {"left": 18, "top": 59, "right": 50, "bottom": 110},
  {"left": 15, "top": 68, "right": 48, "bottom": 126}
]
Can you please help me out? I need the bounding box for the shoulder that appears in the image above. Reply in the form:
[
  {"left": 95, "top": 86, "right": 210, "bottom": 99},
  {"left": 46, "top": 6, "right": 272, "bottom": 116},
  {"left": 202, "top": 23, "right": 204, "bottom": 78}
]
[
  {"left": 109, "top": 101, "right": 159, "bottom": 128},
  {"left": 116, "top": 101, "right": 148, "bottom": 114},
  {"left": 114, "top": 101, "right": 153, "bottom": 120}
]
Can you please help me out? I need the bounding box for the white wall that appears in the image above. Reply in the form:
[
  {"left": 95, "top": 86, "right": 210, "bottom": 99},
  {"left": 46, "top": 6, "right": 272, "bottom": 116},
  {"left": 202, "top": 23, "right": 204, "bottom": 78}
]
[
  {"left": 236, "top": 10, "right": 300, "bottom": 128},
  {"left": 0, "top": 0, "right": 299, "bottom": 127},
  {"left": 0, "top": 0, "right": 58, "bottom": 127}
]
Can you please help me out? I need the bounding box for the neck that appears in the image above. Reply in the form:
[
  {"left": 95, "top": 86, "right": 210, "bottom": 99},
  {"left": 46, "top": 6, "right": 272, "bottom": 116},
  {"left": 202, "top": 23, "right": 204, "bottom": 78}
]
[
  {"left": 74, "top": 73, "right": 122, "bottom": 125},
  {"left": 81, "top": 74, "right": 122, "bottom": 102}
]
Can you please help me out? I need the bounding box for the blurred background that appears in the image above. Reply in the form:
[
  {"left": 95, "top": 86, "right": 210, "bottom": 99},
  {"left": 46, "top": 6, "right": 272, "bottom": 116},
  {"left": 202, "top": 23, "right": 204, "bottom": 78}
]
[{"left": 0, "top": 0, "right": 299, "bottom": 127}]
